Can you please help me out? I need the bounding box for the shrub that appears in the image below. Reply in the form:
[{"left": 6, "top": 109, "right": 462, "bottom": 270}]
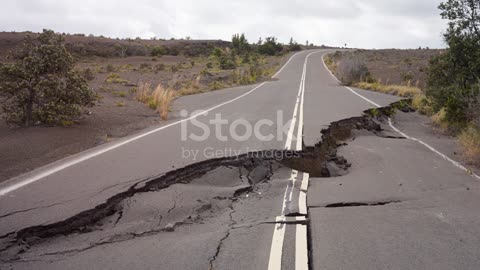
[
  {"left": 82, "top": 67, "right": 96, "bottom": 81},
  {"left": 288, "top": 38, "right": 302, "bottom": 52},
  {"left": 336, "top": 53, "right": 370, "bottom": 85},
  {"left": 151, "top": 46, "right": 167, "bottom": 56},
  {"left": 105, "top": 73, "right": 129, "bottom": 84},
  {"left": 140, "top": 63, "right": 152, "bottom": 72},
  {"left": 209, "top": 81, "right": 225, "bottom": 90},
  {"left": 257, "top": 37, "right": 283, "bottom": 56},
  {"left": 106, "top": 64, "right": 116, "bottom": 72},
  {"left": 154, "top": 63, "right": 166, "bottom": 73},
  {"left": 0, "top": 29, "right": 95, "bottom": 126}
]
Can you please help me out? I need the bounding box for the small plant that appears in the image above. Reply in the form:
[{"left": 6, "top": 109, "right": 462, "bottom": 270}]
[
  {"left": 82, "top": 67, "right": 96, "bottom": 81},
  {"left": 106, "top": 64, "right": 116, "bottom": 72},
  {"left": 154, "top": 63, "right": 166, "bottom": 73},
  {"left": 113, "top": 91, "right": 127, "bottom": 97},
  {"left": 105, "top": 73, "right": 129, "bottom": 84},
  {"left": 116, "top": 101, "right": 125, "bottom": 107},
  {"left": 140, "top": 63, "right": 152, "bottom": 72},
  {"left": 168, "top": 64, "right": 179, "bottom": 73},
  {"left": 209, "top": 81, "right": 225, "bottom": 90}
]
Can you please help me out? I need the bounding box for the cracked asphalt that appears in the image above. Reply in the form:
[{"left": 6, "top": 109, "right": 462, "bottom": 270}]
[{"left": 1, "top": 50, "right": 480, "bottom": 269}]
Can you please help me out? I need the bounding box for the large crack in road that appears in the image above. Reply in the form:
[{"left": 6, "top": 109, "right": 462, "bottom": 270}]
[{"left": 0, "top": 100, "right": 411, "bottom": 266}]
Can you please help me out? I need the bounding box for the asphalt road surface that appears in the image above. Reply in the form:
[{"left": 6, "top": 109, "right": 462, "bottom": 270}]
[{"left": 1, "top": 50, "right": 480, "bottom": 270}]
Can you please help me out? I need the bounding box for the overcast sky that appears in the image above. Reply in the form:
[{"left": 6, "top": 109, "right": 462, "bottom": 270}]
[{"left": 0, "top": 0, "right": 448, "bottom": 49}]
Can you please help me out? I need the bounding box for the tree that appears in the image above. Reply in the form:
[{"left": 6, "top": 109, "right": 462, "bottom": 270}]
[
  {"left": 258, "top": 37, "right": 283, "bottom": 56},
  {"left": 288, "top": 37, "right": 301, "bottom": 52},
  {"left": 0, "top": 29, "right": 96, "bottom": 126},
  {"left": 232, "top": 33, "right": 250, "bottom": 54},
  {"left": 426, "top": 0, "right": 480, "bottom": 123}
]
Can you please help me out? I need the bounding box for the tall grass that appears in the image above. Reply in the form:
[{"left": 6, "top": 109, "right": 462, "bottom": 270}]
[
  {"left": 458, "top": 125, "right": 480, "bottom": 165},
  {"left": 151, "top": 84, "right": 176, "bottom": 120},
  {"left": 135, "top": 82, "right": 152, "bottom": 103},
  {"left": 135, "top": 82, "right": 176, "bottom": 120}
]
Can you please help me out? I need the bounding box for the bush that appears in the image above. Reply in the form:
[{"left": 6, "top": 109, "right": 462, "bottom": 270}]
[
  {"left": 105, "top": 73, "right": 129, "bottom": 84},
  {"left": 82, "top": 67, "right": 96, "bottom": 81},
  {"left": 0, "top": 29, "right": 96, "bottom": 126},
  {"left": 106, "top": 64, "right": 116, "bottom": 72},
  {"left": 257, "top": 37, "right": 283, "bottom": 56},
  {"left": 336, "top": 53, "right": 370, "bottom": 85},
  {"left": 154, "top": 63, "right": 166, "bottom": 73},
  {"left": 151, "top": 46, "right": 167, "bottom": 57}
]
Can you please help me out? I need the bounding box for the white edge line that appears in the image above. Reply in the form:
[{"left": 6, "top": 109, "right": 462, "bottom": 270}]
[
  {"left": 321, "top": 52, "right": 480, "bottom": 181},
  {"left": 0, "top": 82, "right": 268, "bottom": 196}
]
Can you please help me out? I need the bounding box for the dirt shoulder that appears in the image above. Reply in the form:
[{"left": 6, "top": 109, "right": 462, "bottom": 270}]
[{"left": 0, "top": 52, "right": 291, "bottom": 183}]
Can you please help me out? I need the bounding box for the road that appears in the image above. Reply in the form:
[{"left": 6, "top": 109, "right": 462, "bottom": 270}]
[{"left": 1, "top": 50, "right": 480, "bottom": 269}]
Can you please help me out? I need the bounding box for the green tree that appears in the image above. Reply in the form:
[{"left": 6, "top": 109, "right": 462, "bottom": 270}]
[
  {"left": 288, "top": 37, "right": 302, "bottom": 52},
  {"left": 258, "top": 37, "right": 283, "bottom": 56},
  {"left": 232, "top": 33, "right": 250, "bottom": 54},
  {"left": 0, "top": 29, "right": 96, "bottom": 126},
  {"left": 427, "top": 0, "right": 480, "bottom": 123}
]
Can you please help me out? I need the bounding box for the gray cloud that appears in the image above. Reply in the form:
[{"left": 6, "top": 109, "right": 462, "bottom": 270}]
[{"left": 0, "top": 0, "right": 447, "bottom": 48}]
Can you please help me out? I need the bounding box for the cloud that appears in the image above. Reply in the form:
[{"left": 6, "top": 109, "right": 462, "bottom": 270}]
[{"left": 0, "top": 0, "right": 447, "bottom": 48}]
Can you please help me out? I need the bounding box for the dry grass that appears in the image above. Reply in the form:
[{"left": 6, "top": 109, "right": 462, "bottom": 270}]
[
  {"left": 151, "top": 84, "right": 176, "bottom": 120},
  {"left": 135, "top": 82, "right": 152, "bottom": 103},
  {"left": 134, "top": 82, "right": 176, "bottom": 120},
  {"left": 177, "top": 76, "right": 203, "bottom": 96},
  {"left": 354, "top": 82, "right": 422, "bottom": 97},
  {"left": 458, "top": 125, "right": 480, "bottom": 165},
  {"left": 105, "top": 73, "right": 129, "bottom": 84},
  {"left": 411, "top": 94, "right": 434, "bottom": 115}
]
